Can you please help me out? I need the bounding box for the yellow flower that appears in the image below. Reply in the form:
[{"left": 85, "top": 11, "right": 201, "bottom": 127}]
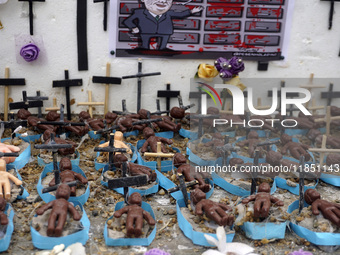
[{"left": 197, "top": 63, "right": 218, "bottom": 81}]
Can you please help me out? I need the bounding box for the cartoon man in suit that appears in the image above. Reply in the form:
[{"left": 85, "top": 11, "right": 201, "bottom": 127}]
[{"left": 123, "top": 0, "right": 203, "bottom": 50}]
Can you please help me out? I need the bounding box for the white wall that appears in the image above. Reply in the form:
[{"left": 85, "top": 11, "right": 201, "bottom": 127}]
[{"left": 0, "top": 0, "right": 339, "bottom": 115}]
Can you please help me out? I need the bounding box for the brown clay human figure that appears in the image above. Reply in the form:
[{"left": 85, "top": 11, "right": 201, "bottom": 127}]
[
  {"left": 0, "top": 197, "right": 8, "bottom": 225},
  {"left": 204, "top": 133, "right": 225, "bottom": 157},
  {"left": 170, "top": 107, "right": 185, "bottom": 119},
  {"left": 138, "top": 109, "right": 181, "bottom": 133},
  {"left": 305, "top": 189, "right": 340, "bottom": 227},
  {"left": 140, "top": 127, "right": 173, "bottom": 153},
  {"left": 331, "top": 106, "right": 340, "bottom": 116},
  {"left": 113, "top": 192, "right": 156, "bottom": 237},
  {"left": 17, "top": 108, "right": 32, "bottom": 119},
  {"left": 113, "top": 154, "right": 157, "bottom": 182},
  {"left": 326, "top": 153, "right": 340, "bottom": 166},
  {"left": 36, "top": 184, "right": 81, "bottom": 237},
  {"left": 49, "top": 158, "right": 88, "bottom": 196},
  {"left": 308, "top": 129, "right": 340, "bottom": 149},
  {"left": 0, "top": 159, "right": 23, "bottom": 200},
  {"left": 266, "top": 150, "right": 299, "bottom": 169},
  {"left": 0, "top": 143, "right": 20, "bottom": 164},
  {"left": 43, "top": 130, "right": 77, "bottom": 156},
  {"left": 280, "top": 134, "right": 311, "bottom": 161},
  {"left": 98, "top": 131, "right": 132, "bottom": 155},
  {"left": 79, "top": 111, "right": 118, "bottom": 131},
  {"left": 242, "top": 182, "right": 284, "bottom": 219},
  {"left": 237, "top": 131, "right": 263, "bottom": 158},
  {"left": 276, "top": 114, "right": 316, "bottom": 130},
  {"left": 27, "top": 116, "right": 56, "bottom": 133},
  {"left": 173, "top": 153, "right": 210, "bottom": 192},
  {"left": 114, "top": 115, "right": 144, "bottom": 133},
  {"left": 191, "top": 188, "right": 234, "bottom": 227}
]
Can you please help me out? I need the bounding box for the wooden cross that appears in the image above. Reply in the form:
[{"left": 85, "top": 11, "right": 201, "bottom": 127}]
[
  {"left": 189, "top": 90, "right": 208, "bottom": 114},
  {"left": 157, "top": 83, "right": 180, "bottom": 115},
  {"left": 93, "top": 133, "right": 128, "bottom": 171},
  {"left": 112, "top": 99, "right": 135, "bottom": 116},
  {"left": 108, "top": 161, "right": 148, "bottom": 203},
  {"left": 309, "top": 135, "right": 340, "bottom": 166},
  {"left": 45, "top": 98, "right": 60, "bottom": 112},
  {"left": 9, "top": 90, "right": 43, "bottom": 113},
  {"left": 189, "top": 113, "right": 219, "bottom": 138},
  {"left": 77, "top": 0, "right": 88, "bottom": 70},
  {"left": 77, "top": 90, "right": 104, "bottom": 117},
  {"left": 0, "top": 152, "right": 19, "bottom": 158},
  {"left": 0, "top": 113, "right": 27, "bottom": 139},
  {"left": 307, "top": 98, "right": 325, "bottom": 116},
  {"left": 151, "top": 99, "right": 170, "bottom": 115},
  {"left": 0, "top": 67, "right": 26, "bottom": 121},
  {"left": 314, "top": 106, "right": 340, "bottom": 136},
  {"left": 321, "top": 83, "right": 340, "bottom": 106},
  {"left": 92, "top": 63, "right": 122, "bottom": 114},
  {"left": 216, "top": 136, "right": 240, "bottom": 166},
  {"left": 298, "top": 156, "right": 306, "bottom": 213},
  {"left": 93, "top": 0, "right": 110, "bottom": 31},
  {"left": 300, "top": 73, "right": 326, "bottom": 108},
  {"left": 143, "top": 142, "right": 174, "bottom": 170},
  {"left": 18, "top": 0, "right": 45, "bottom": 35},
  {"left": 35, "top": 133, "right": 73, "bottom": 185},
  {"left": 122, "top": 58, "right": 161, "bottom": 112},
  {"left": 52, "top": 70, "right": 83, "bottom": 120},
  {"left": 168, "top": 173, "right": 198, "bottom": 207},
  {"left": 177, "top": 95, "right": 195, "bottom": 111},
  {"left": 26, "top": 90, "right": 48, "bottom": 118}
]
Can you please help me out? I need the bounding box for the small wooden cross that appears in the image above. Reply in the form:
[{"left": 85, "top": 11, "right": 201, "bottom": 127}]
[
  {"left": 168, "top": 173, "right": 198, "bottom": 207},
  {"left": 122, "top": 58, "right": 161, "bottom": 112},
  {"left": 77, "top": 90, "right": 104, "bottom": 118},
  {"left": 18, "top": 0, "right": 45, "bottom": 35},
  {"left": 9, "top": 90, "right": 43, "bottom": 113},
  {"left": 0, "top": 113, "right": 27, "bottom": 139},
  {"left": 92, "top": 63, "right": 122, "bottom": 114},
  {"left": 143, "top": 142, "right": 174, "bottom": 170},
  {"left": 309, "top": 135, "right": 340, "bottom": 166},
  {"left": 300, "top": 73, "right": 326, "bottom": 108},
  {"left": 151, "top": 99, "right": 170, "bottom": 115},
  {"left": 52, "top": 70, "right": 83, "bottom": 120},
  {"left": 314, "top": 106, "right": 340, "bottom": 136},
  {"left": 45, "top": 98, "right": 60, "bottom": 112},
  {"left": 321, "top": 83, "right": 340, "bottom": 106},
  {"left": 157, "top": 83, "right": 180, "bottom": 115},
  {"left": 0, "top": 67, "right": 26, "bottom": 121},
  {"left": 26, "top": 90, "right": 48, "bottom": 118},
  {"left": 112, "top": 99, "right": 136, "bottom": 116},
  {"left": 216, "top": 136, "right": 240, "bottom": 166}
]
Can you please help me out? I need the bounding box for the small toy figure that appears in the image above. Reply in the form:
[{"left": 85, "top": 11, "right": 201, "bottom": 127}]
[
  {"left": 331, "top": 106, "right": 340, "bottom": 116},
  {"left": 237, "top": 131, "right": 263, "bottom": 158},
  {"left": 305, "top": 189, "right": 340, "bottom": 227},
  {"left": 204, "top": 133, "right": 225, "bottom": 157},
  {"left": 173, "top": 153, "right": 210, "bottom": 192},
  {"left": 79, "top": 111, "right": 117, "bottom": 131},
  {"left": 114, "top": 154, "right": 157, "bottom": 182},
  {"left": 114, "top": 115, "right": 144, "bottom": 133},
  {"left": 98, "top": 131, "right": 132, "bottom": 154},
  {"left": 27, "top": 116, "right": 56, "bottom": 132},
  {"left": 191, "top": 188, "right": 234, "bottom": 227},
  {"left": 138, "top": 109, "right": 181, "bottom": 133},
  {"left": 17, "top": 108, "right": 31, "bottom": 119},
  {"left": 36, "top": 184, "right": 82, "bottom": 237},
  {"left": 43, "top": 130, "right": 77, "bottom": 156},
  {"left": 170, "top": 106, "right": 185, "bottom": 119},
  {"left": 49, "top": 158, "right": 88, "bottom": 196},
  {"left": 308, "top": 129, "right": 340, "bottom": 149},
  {"left": 326, "top": 153, "right": 340, "bottom": 166},
  {"left": 280, "top": 134, "right": 311, "bottom": 161},
  {"left": 141, "top": 127, "right": 173, "bottom": 153},
  {"left": 0, "top": 196, "right": 8, "bottom": 225},
  {"left": 113, "top": 192, "right": 156, "bottom": 237},
  {"left": 0, "top": 143, "right": 20, "bottom": 164},
  {"left": 242, "top": 183, "right": 284, "bottom": 219},
  {"left": 0, "top": 159, "right": 23, "bottom": 200}
]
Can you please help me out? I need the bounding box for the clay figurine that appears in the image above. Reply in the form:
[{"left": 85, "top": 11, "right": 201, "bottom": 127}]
[
  {"left": 114, "top": 154, "right": 157, "bottom": 182},
  {"left": 331, "top": 106, "right": 340, "bottom": 116},
  {"left": 0, "top": 196, "right": 8, "bottom": 225},
  {"left": 49, "top": 158, "right": 88, "bottom": 196},
  {"left": 17, "top": 108, "right": 32, "bottom": 120},
  {"left": 0, "top": 159, "right": 23, "bottom": 200},
  {"left": 242, "top": 182, "right": 284, "bottom": 219},
  {"left": 308, "top": 129, "right": 340, "bottom": 149},
  {"left": 280, "top": 134, "right": 311, "bottom": 161},
  {"left": 305, "top": 189, "right": 340, "bottom": 227},
  {"left": 0, "top": 143, "right": 20, "bottom": 164},
  {"left": 43, "top": 130, "right": 77, "bottom": 156},
  {"left": 27, "top": 116, "right": 56, "bottom": 133},
  {"left": 79, "top": 111, "right": 117, "bottom": 131},
  {"left": 174, "top": 153, "right": 210, "bottom": 192},
  {"left": 36, "top": 184, "right": 82, "bottom": 237},
  {"left": 140, "top": 127, "right": 173, "bottom": 153},
  {"left": 237, "top": 131, "right": 264, "bottom": 158},
  {"left": 98, "top": 131, "right": 132, "bottom": 155},
  {"left": 114, "top": 115, "right": 144, "bottom": 133},
  {"left": 191, "top": 188, "right": 234, "bottom": 227},
  {"left": 326, "top": 153, "right": 340, "bottom": 166},
  {"left": 113, "top": 192, "right": 156, "bottom": 237},
  {"left": 138, "top": 109, "right": 181, "bottom": 133}
]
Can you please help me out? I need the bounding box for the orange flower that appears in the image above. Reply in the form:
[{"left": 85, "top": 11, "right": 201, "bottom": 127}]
[{"left": 197, "top": 63, "right": 218, "bottom": 81}]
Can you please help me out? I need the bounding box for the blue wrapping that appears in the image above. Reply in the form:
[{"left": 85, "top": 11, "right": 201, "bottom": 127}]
[
  {"left": 1, "top": 137, "right": 31, "bottom": 170},
  {"left": 320, "top": 173, "right": 340, "bottom": 187},
  {"left": 0, "top": 204, "right": 15, "bottom": 252},
  {"left": 275, "top": 177, "right": 318, "bottom": 195},
  {"left": 104, "top": 201, "right": 156, "bottom": 246},
  {"left": 240, "top": 221, "right": 287, "bottom": 240},
  {"left": 37, "top": 150, "right": 80, "bottom": 167}
]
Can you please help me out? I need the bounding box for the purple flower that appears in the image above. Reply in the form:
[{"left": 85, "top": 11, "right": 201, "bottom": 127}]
[
  {"left": 214, "top": 57, "right": 230, "bottom": 73},
  {"left": 289, "top": 249, "right": 313, "bottom": 255},
  {"left": 20, "top": 43, "right": 40, "bottom": 62},
  {"left": 229, "top": 56, "right": 245, "bottom": 75},
  {"left": 144, "top": 248, "right": 171, "bottom": 255}
]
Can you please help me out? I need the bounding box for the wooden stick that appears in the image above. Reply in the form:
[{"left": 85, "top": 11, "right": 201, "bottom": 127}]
[
  {"left": 143, "top": 142, "right": 174, "bottom": 169},
  {"left": 4, "top": 68, "right": 9, "bottom": 121},
  {"left": 105, "top": 63, "right": 110, "bottom": 114},
  {"left": 326, "top": 106, "right": 331, "bottom": 136},
  {"left": 45, "top": 98, "right": 60, "bottom": 111},
  {"left": 88, "top": 90, "right": 93, "bottom": 118},
  {"left": 76, "top": 102, "right": 105, "bottom": 106},
  {"left": 319, "top": 135, "right": 327, "bottom": 166},
  {"left": 309, "top": 148, "right": 340, "bottom": 153}
]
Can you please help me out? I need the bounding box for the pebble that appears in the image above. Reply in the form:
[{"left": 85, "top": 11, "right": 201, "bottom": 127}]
[
  {"left": 158, "top": 189, "right": 165, "bottom": 195},
  {"left": 92, "top": 210, "right": 99, "bottom": 217},
  {"left": 168, "top": 209, "right": 176, "bottom": 215}
]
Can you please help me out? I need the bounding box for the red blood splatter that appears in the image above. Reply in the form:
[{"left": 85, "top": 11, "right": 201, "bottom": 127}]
[{"left": 199, "top": 47, "right": 203, "bottom": 52}]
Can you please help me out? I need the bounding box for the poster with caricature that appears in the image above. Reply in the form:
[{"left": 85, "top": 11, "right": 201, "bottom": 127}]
[{"left": 110, "top": 0, "right": 295, "bottom": 60}]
